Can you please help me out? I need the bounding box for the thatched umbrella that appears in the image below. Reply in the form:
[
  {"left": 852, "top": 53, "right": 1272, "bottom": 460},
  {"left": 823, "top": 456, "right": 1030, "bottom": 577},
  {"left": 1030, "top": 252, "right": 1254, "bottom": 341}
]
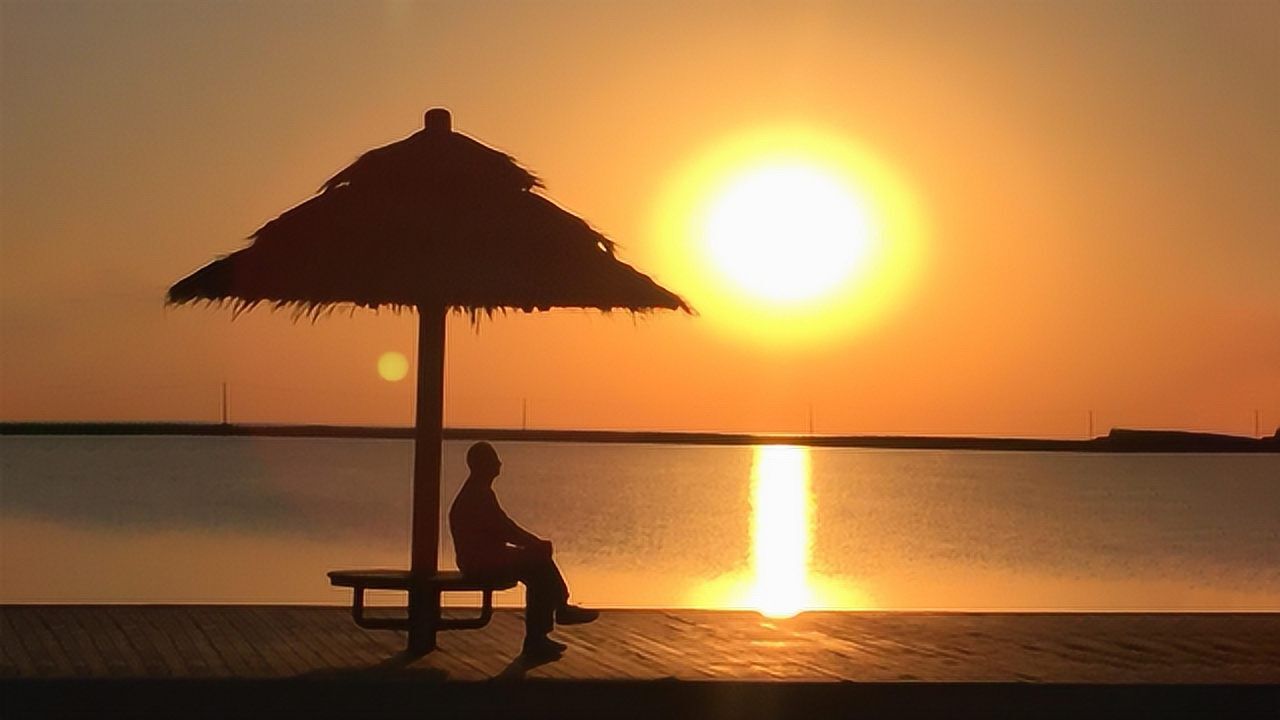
[{"left": 169, "top": 108, "right": 691, "bottom": 651}]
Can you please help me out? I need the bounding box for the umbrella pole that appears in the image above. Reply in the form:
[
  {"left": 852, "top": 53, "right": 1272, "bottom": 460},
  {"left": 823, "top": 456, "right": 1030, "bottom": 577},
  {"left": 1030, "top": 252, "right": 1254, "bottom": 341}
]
[{"left": 409, "top": 304, "right": 447, "bottom": 654}]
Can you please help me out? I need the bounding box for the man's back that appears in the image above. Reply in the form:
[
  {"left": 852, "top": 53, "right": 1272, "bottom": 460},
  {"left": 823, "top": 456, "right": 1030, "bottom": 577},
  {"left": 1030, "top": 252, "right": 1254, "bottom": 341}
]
[{"left": 449, "top": 481, "right": 511, "bottom": 570}]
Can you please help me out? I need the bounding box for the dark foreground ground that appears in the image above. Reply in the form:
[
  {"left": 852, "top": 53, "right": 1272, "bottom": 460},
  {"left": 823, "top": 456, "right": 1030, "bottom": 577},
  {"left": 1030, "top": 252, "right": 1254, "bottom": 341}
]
[{"left": 3, "top": 607, "right": 1278, "bottom": 718}]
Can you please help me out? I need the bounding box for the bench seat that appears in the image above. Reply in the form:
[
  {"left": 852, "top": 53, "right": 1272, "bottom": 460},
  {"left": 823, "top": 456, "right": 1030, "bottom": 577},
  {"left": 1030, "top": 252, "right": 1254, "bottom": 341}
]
[{"left": 327, "top": 569, "right": 515, "bottom": 631}]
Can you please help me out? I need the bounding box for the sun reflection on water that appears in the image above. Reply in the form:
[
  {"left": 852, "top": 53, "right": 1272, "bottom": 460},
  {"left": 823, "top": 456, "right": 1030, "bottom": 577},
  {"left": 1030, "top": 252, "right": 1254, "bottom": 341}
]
[
  {"left": 689, "top": 444, "right": 870, "bottom": 615},
  {"left": 747, "top": 445, "right": 814, "bottom": 617}
]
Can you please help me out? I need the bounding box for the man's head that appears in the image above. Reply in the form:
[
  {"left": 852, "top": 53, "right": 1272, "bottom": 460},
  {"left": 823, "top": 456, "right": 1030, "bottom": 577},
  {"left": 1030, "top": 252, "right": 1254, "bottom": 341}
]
[{"left": 466, "top": 441, "right": 502, "bottom": 479}]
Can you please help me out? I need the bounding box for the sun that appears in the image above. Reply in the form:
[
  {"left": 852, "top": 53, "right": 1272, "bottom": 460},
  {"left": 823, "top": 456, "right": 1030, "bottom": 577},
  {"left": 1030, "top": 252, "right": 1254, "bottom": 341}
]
[
  {"left": 377, "top": 351, "right": 409, "bottom": 382},
  {"left": 704, "top": 163, "right": 872, "bottom": 305},
  {"left": 652, "top": 125, "right": 926, "bottom": 345}
]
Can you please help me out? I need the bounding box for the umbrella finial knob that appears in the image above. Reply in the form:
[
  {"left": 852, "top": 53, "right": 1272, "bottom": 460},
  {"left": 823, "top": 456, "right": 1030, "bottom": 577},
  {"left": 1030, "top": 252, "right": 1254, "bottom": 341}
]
[{"left": 424, "top": 108, "right": 452, "bottom": 134}]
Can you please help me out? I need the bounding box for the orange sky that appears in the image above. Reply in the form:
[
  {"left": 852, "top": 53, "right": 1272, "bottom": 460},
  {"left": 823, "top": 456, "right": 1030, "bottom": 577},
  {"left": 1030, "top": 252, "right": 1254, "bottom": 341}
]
[{"left": 2, "top": 1, "right": 1277, "bottom": 437}]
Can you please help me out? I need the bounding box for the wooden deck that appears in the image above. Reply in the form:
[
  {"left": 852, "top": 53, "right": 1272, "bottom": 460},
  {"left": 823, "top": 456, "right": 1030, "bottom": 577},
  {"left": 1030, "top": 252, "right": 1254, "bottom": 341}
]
[
  {"left": 4, "top": 607, "right": 1279, "bottom": 718},
  {"left": 4, "top": 606, "right": 1278, "bottom": 683}
]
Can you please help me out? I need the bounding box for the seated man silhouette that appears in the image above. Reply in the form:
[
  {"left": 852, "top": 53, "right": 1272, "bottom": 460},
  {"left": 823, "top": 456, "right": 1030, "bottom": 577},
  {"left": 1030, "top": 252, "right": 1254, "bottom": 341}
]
[{"left": 449, "top": 441, "right": 598, "bottom": 659}]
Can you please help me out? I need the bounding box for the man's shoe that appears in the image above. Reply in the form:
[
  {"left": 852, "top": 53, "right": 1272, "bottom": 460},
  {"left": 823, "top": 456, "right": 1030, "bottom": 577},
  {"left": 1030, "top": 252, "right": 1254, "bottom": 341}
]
[
  {"left": 556, "top": 605, "right": 600, "bottom": 625},
  {"left": 521, "top": 636, "right": 567, "bottom": 660}
]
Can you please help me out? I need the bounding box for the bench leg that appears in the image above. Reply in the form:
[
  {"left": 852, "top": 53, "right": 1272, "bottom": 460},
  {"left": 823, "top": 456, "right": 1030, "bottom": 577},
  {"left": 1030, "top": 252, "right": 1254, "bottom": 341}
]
[
  {"left": 340, "top": 582, "right": 497, "bottom": 646},
  {"left": 348, "top": 586, "right": 410, "bottom": 631},
  {"left": 436, "top": 589, "right": 496, "bottom": 631},
  {"left": 408, "top": 586, "right": 440, "bottom": 654}
]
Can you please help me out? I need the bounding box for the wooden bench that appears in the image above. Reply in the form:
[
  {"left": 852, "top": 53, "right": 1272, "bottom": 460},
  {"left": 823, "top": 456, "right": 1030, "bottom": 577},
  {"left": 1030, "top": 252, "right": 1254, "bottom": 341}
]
[{"left": 327, "top": 569, "right": 515, "bottom": 632}]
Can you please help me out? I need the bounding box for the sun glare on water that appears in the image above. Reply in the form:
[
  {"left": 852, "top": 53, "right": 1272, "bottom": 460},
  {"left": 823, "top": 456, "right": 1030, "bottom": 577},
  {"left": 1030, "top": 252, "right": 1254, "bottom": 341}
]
[
  {"left": 687, "top": 445, "right": 872, "bottom": 615},
  {"left": 654, "top": 126, "right": 925, "bottom": 344},
  {"left": 748, "top": 445, "right": 814, "bottom": 618}
]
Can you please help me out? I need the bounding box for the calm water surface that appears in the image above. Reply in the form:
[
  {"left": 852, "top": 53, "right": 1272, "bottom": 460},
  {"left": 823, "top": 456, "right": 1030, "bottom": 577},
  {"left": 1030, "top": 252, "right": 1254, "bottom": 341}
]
[{"left": 2, "top": 437, "right": 1277, "bottom": 612}]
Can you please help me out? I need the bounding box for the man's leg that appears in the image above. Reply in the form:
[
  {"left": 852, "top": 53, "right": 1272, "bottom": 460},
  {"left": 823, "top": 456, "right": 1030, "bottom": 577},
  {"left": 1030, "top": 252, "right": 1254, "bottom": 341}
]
[
  {"left": 504, "top": 545, "right": 560, "bottom": 648},
  {"left": 532, "top": 547, "right": 598, "bottom": 626},
  {"left": 535, "top": 549, "right": 570, "bottom": 608},
  {"left": 516, "top": 548, "right": 568, "bottom": 639},
  {"left": 510, "top": 547, "right": 596, "bottom": 656}
]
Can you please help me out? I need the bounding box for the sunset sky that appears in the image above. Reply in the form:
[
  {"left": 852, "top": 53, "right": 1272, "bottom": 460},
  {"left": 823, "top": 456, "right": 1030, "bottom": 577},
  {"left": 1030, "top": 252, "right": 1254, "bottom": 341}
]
[{"left": 2, "top": 1, "right": 1276, "bottom": 437}]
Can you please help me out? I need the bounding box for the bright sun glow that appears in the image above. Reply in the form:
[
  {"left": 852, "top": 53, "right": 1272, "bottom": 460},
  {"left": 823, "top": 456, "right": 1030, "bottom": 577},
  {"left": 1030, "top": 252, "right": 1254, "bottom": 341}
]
[
  {"left": 705, "top": 163, "right": 872, "bottom": 305},
  {"left": 377, "top": 351, "right": 409, "bottom": 382},
  {"left": 653, "top": 125, "right": 926, "bottom": 345}
]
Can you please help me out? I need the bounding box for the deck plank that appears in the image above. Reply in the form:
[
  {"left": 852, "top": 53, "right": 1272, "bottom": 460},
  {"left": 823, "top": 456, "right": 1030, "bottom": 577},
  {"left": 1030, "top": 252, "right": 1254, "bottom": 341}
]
[
  {"left": 141, "top": 607, "right": 211, "bottom": 676},
  {"left": 47, "top": 607, "right": 112, "bottom": 677},
  {"left": 218, "top": 605, "right": 302, "bottom": 677},
  {"left": 1, "top": 610, "right": 40, "bottom": 676},
  {"left": 108, "top": 607, "right": 170, "bottom": 677},
  {"left": 82, "top": 608, "right": 148, "bottom": 677},
  {"left": 247, "top": 606, "right": 326, "bottom": 675},
  {"left": 116, "top": 607, "right": 183, "bottom": 677},
  {"left": 208, "top": 606, "right": 277, "bottom": 677},
  {"left": 162, "top": 606, "right": 234, "bottom": 677},
  {"left": 289, "top": 606, "right": 384, "bottom": 670},
  {"left": 29, "top": 607, "right": 93, "bottom": 677}
]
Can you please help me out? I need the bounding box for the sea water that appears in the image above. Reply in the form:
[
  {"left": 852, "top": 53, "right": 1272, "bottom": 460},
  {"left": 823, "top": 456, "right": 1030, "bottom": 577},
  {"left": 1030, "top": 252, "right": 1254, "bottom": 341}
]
[{"left": 2, "top": 436, "right": 1277, "bottom": 612}]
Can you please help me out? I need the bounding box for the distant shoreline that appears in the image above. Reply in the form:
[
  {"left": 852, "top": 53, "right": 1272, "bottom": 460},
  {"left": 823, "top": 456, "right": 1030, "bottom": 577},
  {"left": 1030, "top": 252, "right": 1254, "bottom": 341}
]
[{"left": 2, "top": 422, "right": 1276, "bottom": 453}]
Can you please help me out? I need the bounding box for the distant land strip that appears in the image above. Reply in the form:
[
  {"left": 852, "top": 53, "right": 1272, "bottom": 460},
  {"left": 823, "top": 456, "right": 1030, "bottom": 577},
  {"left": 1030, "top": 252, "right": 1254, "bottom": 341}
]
[{"left": 2, "top": 423, "right": 1276, "bottom": 453}]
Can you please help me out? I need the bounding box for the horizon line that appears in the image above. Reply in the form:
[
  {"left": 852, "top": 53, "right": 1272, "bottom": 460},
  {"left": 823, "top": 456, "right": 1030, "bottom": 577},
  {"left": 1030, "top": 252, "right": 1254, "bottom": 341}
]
[{"left": 2, "top": 421, "right": 1275, "bottom": 453}]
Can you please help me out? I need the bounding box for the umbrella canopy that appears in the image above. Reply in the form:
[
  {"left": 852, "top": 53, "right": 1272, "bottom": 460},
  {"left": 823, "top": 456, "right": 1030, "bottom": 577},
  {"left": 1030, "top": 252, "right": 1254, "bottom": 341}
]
[
  {"left": 168, "top": 108, "right": 691, "bottom": 652},
  {"left": 169, "top": 108, "right": 689, "bottom": 317}
]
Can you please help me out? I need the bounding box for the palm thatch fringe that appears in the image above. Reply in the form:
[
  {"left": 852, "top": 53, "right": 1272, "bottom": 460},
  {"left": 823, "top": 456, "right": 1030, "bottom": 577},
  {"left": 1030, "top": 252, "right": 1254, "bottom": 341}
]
[{"left": 177, "top": 295, "right": 678, "bottom": 327}]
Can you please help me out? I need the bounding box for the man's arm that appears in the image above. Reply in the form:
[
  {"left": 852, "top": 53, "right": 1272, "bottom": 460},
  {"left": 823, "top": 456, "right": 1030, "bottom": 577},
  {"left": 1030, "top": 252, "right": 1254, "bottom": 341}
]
[{"left": 492, "top": 496, "right": 548, "bottom": 549}]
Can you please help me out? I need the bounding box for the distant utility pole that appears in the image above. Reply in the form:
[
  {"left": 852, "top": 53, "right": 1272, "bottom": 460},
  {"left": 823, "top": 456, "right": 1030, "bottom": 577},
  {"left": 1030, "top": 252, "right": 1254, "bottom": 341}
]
[
  {"left": 522, "top": 398, "right": 528, "bottom": 431},
  {"left": 1088, "top": 410, "right": 1094, "bottom": 439},
  {"left": 1255, "top": 409, "right": 1261, "bottom": 438},
  {"left": 808, "top": 403, "right": 815, "bottom": 436},
  {"left": 221, "top": 382, "right": 230, "bottom": 425}
]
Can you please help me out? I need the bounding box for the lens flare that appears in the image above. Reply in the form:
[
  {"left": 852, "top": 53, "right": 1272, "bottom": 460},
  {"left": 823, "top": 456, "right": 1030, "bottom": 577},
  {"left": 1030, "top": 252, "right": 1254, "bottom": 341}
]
[{"left": 377, "top": 351, "right": 409, "bottom": 382}]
